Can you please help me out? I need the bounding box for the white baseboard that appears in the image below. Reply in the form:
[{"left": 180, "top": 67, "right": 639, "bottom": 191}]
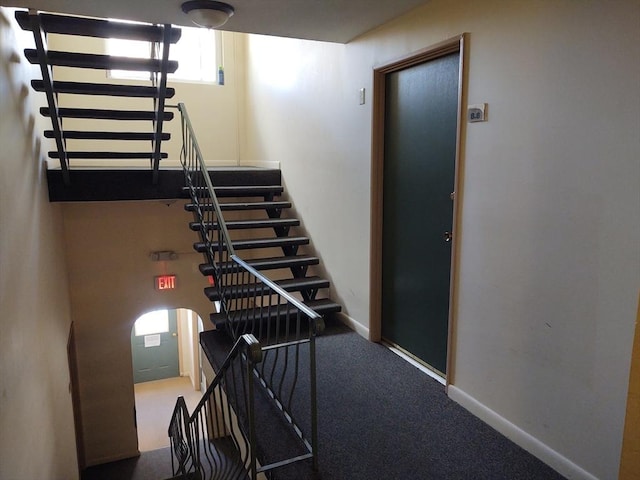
[
  {"left": 335, "top": 312, "right": 369, "bottom": 338},
  {"left": 447, "top": 386, "right": 598, "bottom": 480},
  {"left": 238, "top": 160, "right": 280, "bottom": 169}
]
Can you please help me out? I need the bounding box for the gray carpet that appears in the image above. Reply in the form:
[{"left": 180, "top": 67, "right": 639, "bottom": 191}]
[
  {"left": 81, "top": 447, "right": 173, "bottom": 480},
  {"left": 268, "top": 321, "right": 566, "bottom": 480},
  {"left": 83, "top": 321, "right": 567, "bottom": 480}
]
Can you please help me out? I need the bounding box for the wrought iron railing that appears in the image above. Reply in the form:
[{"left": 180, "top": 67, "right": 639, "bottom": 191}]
[
  {"left": 173, "top": 102, "right": 323, "bottom": 477},
  {"left": 168, "top": 334, "right": 263, "bottom": 480},
  {"left": 223, "top": 255, "right": 322, "bottom": 473}
]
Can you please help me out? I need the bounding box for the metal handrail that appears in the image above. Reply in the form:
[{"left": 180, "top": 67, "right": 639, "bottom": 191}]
[
  {"left": 177, "top": 102, "right": 324, "bottom": 334},
  {"left": 232, "top": 255, "right": 323, "bottom": 327},
  {"left": 168, "top": 334, "right": 263, "bottom": 480},
  {"left": 177, "top": 102, "right": 321, "bottom": 474},
  {"left": 178, "top": 101, "right": 236, "bottom": 256}
]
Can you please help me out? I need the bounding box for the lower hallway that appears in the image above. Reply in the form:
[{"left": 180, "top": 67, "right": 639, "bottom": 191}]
[{"left": 135, "top": 376, "right": 202, "bottom": 452}]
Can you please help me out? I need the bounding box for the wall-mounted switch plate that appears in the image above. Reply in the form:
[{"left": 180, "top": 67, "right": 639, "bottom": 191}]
[
  {"left": 468, "top": 103, "right": 487, "bottom": 122},
  {"left": 359, "top": 88, "right": 366, "bottom": 105}
]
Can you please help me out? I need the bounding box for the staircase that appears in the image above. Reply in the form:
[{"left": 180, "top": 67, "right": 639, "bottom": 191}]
[
  {"left": 17, "top": 9, "right": 341, "bottom": 478},
  {"left": 184, "top": 172, "right": 342, "bottom": 328},
  {"left": 171, "top": 103, "right": 342, "bottom": 479},
  {"left": 15, "top": 10, "right": 180, "bottom": 184}
]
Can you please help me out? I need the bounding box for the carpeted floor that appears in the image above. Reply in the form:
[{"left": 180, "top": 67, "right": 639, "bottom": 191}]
[
  {"left": 83, "top": 321, "right": 567, "bottom": 480},
  {"left": 269, "top": 321, "right": 566, "bottom": 480},
  {"left": 81, "top": 447, "right": 173, "bottom": 480}
]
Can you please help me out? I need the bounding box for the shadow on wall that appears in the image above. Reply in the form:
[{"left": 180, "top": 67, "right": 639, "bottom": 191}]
[{"left": 0, "top": 7, "right": 50, "bottom": 177}]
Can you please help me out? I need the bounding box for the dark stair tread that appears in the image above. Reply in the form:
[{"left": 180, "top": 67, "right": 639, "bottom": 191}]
[
  {"left": 210, "top": 298, "right": 342, "bottom": 328},
  {"left": 185, "top": 201, "right": 292, "bottom": 212},
  {"left": 25, "top": 49, "right": 179, "bottom": 73},
  {"left": 45, "top": 131, "right": 170, "bottom": 141},
  {"left": 204, "top": 276, "right": 330, "bottom": 301},
  {"left": 32, "top": 80, "right": 176, "bottom": 98},
  {"left": 199, "top": 255, "right": 320, "bottom": 276},
  {"left": 194, "top": 237, "right": 309, "bottom": 252},
  {"left": 15, "top": 11, "right": 182, "bottom": 43},
  {"left": 189, "top": 218, "right": 300, "bottom": 231},
  {"left": 49, "top": 151, "right": 168, "bottom": 159},
  {"left": 184, "top": 185, "right": 284, "bottom": 198},
  {"left": 41, "top": 107, "right": 174, "bottom": 121}
]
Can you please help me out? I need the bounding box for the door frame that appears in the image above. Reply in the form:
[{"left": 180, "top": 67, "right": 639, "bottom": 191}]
[
  {"left": 67, "top": 322, "right": 85, "bottom": 472},
  {"left": 369, "top": 34, "right": 468, "bottom": 386}
]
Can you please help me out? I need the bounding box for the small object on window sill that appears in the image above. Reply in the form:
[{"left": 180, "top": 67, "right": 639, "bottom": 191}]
[{"left": 218, "top": 66, "right": 224, "bottom": 85}]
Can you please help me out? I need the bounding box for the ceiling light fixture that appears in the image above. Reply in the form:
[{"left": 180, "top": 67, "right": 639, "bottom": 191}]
[{"left": 181, "top": 0, "right": 235, "bottom": 28}]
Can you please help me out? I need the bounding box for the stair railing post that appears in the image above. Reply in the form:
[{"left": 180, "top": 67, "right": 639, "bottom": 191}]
[
  {"left": 247, "top": 354, "right": 258, "bottom": 480},
  {"left": 241, "top": 333, "right": 262, "bottom": 480},
  {"left": 310, "top": 318, "right": 319, "bottom": 472},
  {"left": 151, "top": 24, "right": 172, "bottom": 184}
]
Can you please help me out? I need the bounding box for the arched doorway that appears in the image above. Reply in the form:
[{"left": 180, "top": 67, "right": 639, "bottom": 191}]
[{"left": 131, "top": 308, "right": 204, "bottom": 451}]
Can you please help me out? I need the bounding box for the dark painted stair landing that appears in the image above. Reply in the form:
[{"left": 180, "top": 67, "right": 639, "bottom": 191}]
[{"left": 46, "top": 167, "right": 282, "bottom": 202}]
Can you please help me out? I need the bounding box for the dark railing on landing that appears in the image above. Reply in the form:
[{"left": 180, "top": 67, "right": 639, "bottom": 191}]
[
  {"left": 172, "top": 102, "right": 323, "bottom": 478},
  {"left": 169, "top": 334, "right": 263, "bottom": 480}
]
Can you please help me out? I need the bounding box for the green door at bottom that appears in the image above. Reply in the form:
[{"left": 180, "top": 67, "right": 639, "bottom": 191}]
[{"left": 132, "top": 310, "right": 179, "bottom": 383}]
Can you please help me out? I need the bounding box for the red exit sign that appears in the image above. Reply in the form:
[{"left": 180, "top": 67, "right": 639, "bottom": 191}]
[{"left": 155, "top": 275, "right": 177, "bottom": 290}]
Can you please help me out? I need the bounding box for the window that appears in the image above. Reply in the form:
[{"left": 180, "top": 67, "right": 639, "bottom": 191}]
[
  {"left": 134, "top": 309, "right": 169, "bottom": 336},
  {"left": 107, "top": 24, "right": 221, "bottom": 83}
]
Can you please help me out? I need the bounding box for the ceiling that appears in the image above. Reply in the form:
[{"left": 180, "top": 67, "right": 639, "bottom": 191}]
[{"left": 2, "top": 0, "right": 431, "bottom": 43}]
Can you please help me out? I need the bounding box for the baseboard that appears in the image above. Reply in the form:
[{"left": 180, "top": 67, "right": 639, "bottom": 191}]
[
  {"left": 85, "top": 449, "right": 140, "bottom": 468},
  {"left": 447, "top": 386, "right": 598, "bottom": 480},
  {"left": 46, "top": 160, "right": 281, "bottom": 170},
  {"left": 238, "top": 160, "right": 281, "bottom": 169},
  {"left": 335, "top": 312, "right": 369, "bottom": 338}
]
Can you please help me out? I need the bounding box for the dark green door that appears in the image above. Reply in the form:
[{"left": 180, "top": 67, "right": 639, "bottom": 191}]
[
  {"left": 131, "top": 309, "right": 179, "bottom": 383},
  {"left": 381, "top": 52, "right": 459, "bottom": 375}
]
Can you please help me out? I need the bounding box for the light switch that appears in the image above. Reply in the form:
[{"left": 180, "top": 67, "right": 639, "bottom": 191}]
[{"left": 359, "top": 88, "right": 366, "bottom": 105}]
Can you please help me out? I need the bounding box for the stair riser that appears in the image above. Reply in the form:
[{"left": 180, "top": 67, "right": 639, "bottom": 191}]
[
  {"left": 205, "top": 278, "right": 330, "bottom": 302},
  {"left": 199, "top": 257, "right": 320, "bottom": 277},
  {"left": 189, "top": 220, "right": 299, "bottom": 231},
  {"left": 32, "top": 80, "right": 176, "bottom": 98},
  {"left": 210, "top": 300, "right": 341, "bottom": 329},
  {"left": 194, "top": 238, "right": 308, "bottom": 253},
  {"left": 15, "top": 11, "right": 181, "bottom": 43}
]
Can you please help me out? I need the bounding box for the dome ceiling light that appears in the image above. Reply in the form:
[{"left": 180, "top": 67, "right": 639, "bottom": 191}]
[{"left": 181, "top": 0, "right": 235, "bottom": 28}]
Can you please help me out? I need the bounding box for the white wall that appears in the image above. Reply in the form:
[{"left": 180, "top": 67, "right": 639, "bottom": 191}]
[
  {"left": 62, "top": 200, "right": 214, "bottom": 465},
  {"left": 0, "top": 8, "right": 78, "bottom": 479},
  {"left": 177, "top": 307, "right": 201, "bottom": 390},
  {"left": 243, "top": 1, "right": 640, "bottom": 479}
]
